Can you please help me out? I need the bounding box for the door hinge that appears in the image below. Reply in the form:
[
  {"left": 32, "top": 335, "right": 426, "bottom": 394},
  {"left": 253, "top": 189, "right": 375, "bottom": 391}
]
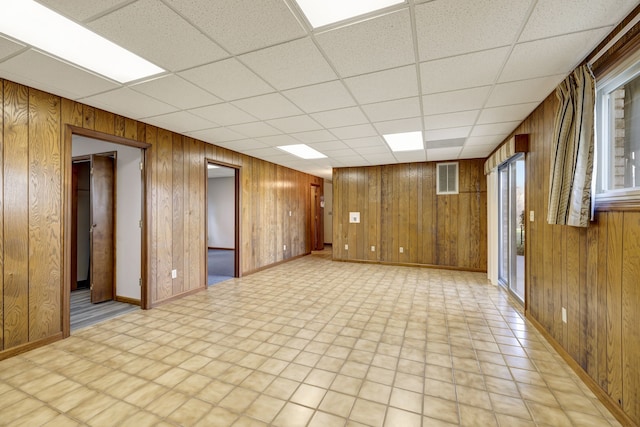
[
  {"left": 139, "top": 278, "right": 142, "bottom": 286},
  {"left": 90, "top": 167, "right": 93, "bottom": 175},
  {"left": 139, "top": 220, "right": 143, "bottom": 228},
  {"left": 90, "top": 283, "right": 94, "bottom": 291},
  {"left": 139, "top": 162, "right": 143, "bottom": 171}
]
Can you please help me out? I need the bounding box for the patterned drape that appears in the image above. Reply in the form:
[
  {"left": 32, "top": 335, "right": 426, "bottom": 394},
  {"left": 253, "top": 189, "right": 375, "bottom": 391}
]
[{"left": 547, "top": 65, "right": 595, "bottom": 227}]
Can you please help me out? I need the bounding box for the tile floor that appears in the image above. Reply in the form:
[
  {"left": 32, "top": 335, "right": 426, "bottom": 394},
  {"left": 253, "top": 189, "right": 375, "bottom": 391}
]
[{"left": 0, "top": 251, "right": 621, "bottom": 426}]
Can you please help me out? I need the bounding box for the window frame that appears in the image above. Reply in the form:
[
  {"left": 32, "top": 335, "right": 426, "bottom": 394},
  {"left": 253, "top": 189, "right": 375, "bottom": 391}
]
[{"left": 595, "top": 49, "right": 640, "bottom": 208}]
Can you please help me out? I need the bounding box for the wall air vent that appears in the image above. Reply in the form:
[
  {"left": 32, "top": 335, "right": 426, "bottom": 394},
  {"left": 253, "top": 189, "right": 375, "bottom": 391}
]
[{"left": 437, "top": 162, "right": 459, "bottom": 195}]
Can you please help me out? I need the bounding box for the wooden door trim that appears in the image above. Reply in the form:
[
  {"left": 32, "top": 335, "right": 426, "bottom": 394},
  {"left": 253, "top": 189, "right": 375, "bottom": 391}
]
[
  {"left": 205, "top": 159, "right": 241, "bottom": 280},
  {"left": 310, "top": 183, "right": 323, "bottom": 251},
  {"left": 62, "top": 125, "right": 150, "bottom": 338}
]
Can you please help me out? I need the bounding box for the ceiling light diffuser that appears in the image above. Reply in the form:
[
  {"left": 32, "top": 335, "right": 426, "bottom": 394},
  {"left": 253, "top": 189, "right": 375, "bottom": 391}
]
[
  {"left": 383, "top": 131, "right": 424, "bottom": 152},
  {"left": 295, "top": 0, "right": 404, "bottom": 28},
  {"left": 278, "top": 144, "right": 327, "bottom": 159},
  {"left": 0, "top": 0, "right": 164, "bottom": 83}
]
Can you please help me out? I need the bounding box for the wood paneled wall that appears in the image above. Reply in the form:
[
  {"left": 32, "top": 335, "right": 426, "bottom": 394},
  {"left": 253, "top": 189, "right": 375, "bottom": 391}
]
[
  {"left": 0, "top": 78, "right": 322, "bottom": 358},
  {"left": 333, "top": 160, "right": 487, "bottom": 271},
  {"left": 511, "top": 92, "right": 640, "bottom": 425}
]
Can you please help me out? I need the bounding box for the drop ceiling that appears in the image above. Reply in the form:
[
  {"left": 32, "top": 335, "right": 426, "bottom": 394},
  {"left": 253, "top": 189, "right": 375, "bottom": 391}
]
[{"left": 0, "top": 0, "right": 638, "bottom": 180}]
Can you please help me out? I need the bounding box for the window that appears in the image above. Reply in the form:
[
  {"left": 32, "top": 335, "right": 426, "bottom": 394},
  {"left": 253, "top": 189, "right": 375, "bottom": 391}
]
[
  {"left": 436, "top": 162, "right": 458, "bottom": 195},
  {"left": 595, "top": 52, "right": 640, "bottom": 197}
]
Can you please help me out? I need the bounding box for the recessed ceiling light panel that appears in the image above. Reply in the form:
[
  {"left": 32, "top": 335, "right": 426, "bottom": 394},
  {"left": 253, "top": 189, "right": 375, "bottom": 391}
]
[
  {"left": 278, "top": 144, "right": 327, "bottom": 159},
  {"left": 383, "top": 131, "right": 424, "bottom": 152},
  {"left": 0, "top": 0, "right": 164, "bottom": 83},
  {"left": 295, "top": 0, "right": 405, "bottom": 28}
]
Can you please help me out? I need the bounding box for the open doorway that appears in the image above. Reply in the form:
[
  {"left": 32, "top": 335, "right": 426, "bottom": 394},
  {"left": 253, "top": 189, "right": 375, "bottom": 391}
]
[
  {"left": 206, "top": 161, "right": 240, "bottom": 285},
  {"left": 67, "top": 133, "right": 148, "bottom": 332}
]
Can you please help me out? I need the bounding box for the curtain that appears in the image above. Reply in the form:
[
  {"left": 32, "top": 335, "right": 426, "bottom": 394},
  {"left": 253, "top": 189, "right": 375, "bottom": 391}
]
[{"left": 547, "top": 65, "right": 595, "bottom": 227}]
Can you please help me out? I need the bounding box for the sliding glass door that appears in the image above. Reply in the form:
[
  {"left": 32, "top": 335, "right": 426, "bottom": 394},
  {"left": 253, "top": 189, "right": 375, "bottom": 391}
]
[{"left": 498, "top": 155, "right": 525, "bottom": 302}]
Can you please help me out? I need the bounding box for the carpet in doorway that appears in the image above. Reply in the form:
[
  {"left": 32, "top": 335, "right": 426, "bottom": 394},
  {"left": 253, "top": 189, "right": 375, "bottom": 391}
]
[{"left": 208, "top": 249, "right": 234, "bottom": 286}]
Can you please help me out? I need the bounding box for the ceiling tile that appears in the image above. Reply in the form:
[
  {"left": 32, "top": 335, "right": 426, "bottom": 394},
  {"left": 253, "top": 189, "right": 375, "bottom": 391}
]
[
  {"left": 88, "top": 0, "right": 227, "bottom": 72},
  {"left": 36, "top": 0, "right": 131, "bottom": 21},
  {"left": 415, "top": 0, "right": 530, "bottom": 61},
  {"left": 344, "top": 136, "right": 386, "bottom": 148},
  {"left": 0, "top": 35, "right": 25, "bottom": 60},
  {"left": 131, "top": 75, "right": 221, "bottom": 110},
  {"left": 365, "top": 153, "right": 400, "bottom": 165},
  {"left": 257, "top": 134, "right": 301, "bottom": 147},
  {"left": 470, "top": 121, "right": 520, "bottom": 137},
  {"left": 424, "top": 110, "right": 479, "bottom": 130},
  {"left": 189, "top": 103, "right": 256, "bottom": 126},
  {"left": 0, "top": 49, "right": 120, "bottom": 100},
  {"left": 343, "top": 65, "right": 419, "bottom": 104},
  {"left": 460, "top": 144, "right": 495, "bottom": 158},
  {"left": 373, "top": 117, "right": 423, "bottom": 134},
  {"left": 320, "top": 148, "right": 358, "bottom": 157},
  {"left": 309, "top": 141, "right": 350, "bottom": 151},
  {"left": 81, "top": 87, "right": 179, "bottom": 119},
  {"left": 311, "top": 107, "right": 369, "bottom": 128},
  {"left": 291, "top": 130, "right": 336, "bottom": 143},
  {"left": 330, "top": 124, "right": 378, "bottom": 139},
  {"left": 242, "top": 146, "right": 289, "bottom": 159},
  {"left": 427, "top": 147, "right": 462, "bottom": 161},
  {"left": 232, "top": 93, "right": 303, "bottom": 120},
  {"left": 354, "top": 145, "right": 391, "bottom": 155},
  {"left": 227, "top": 122, "right": 281, "bottom": 138},
  {"left": 284, "top": 81, "right": 355, "bottom": 113},
  {"left": 422, "top": 86, "right": 491, "bottom": 116},
  {"left": 500, "top": 28, "right": 611, "bottom": 82},
  {"left": 420, "top": 47, "right": 510, "bottom": 94},
  {"left": 215, "top": 139, "right": 269, "bottom": 151},
  {"left": 477, "top": 102, "right": 539, "bottom": 124},
  {"left": 486, "top": 75, "right": 565, "bottom": 107},
  {"left": 165, "top": 0, "right": 306, "bottom": 54},
  {"left": 424, "top": 127, "right": 471, "bottom": 141},
  {"left": 142, "top": 111, "right": 216, "bottom": 133},
  {"left": 187, "top": 127, "right": 245, "bottom": 143},
  {"left": 240, "top": 38, "right": 337, "bottom": 90},
  {"left": 466, "top": 135, "right": 504, "bottom": 146},
  {"left": 179, "top": 58, "right": 273, "bottom": 101},
  {"left": 394, "top": 150, "right": 426, "bottom": 162},
  {"left": 519, "top": 0, "right": 637, "bottom": 42},
  {"left": 361, "top": 97, "right": 421, "bottom": 122},
  {"left": 266, "top": 115, "right": 323, "bottom": 133},
  {"left": 315, "top": 9, "right": 415, "bottom": 77}
]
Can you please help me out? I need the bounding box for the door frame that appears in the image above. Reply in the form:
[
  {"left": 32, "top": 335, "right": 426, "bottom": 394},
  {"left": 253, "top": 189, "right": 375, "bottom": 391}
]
[
  {"left": 62, "top": 125, "right": 151, "bottom": 338},
  {"left": 310, "top": 183, "right": 323, "bottom": 251},
  {"left": 205, "top": 159, "right": 241, "bottom": 278}
]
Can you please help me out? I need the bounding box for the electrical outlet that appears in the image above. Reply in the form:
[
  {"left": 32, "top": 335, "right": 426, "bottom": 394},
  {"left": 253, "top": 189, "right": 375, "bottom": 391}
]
[
  {"left": 289, "top": 211, "right": 292, "bottom": 217},
  {"left": 399, "top": 247, "right": 404, "bottom": 253},
  {"left": 283, "top": 245, "right": 287, "bottom": 251},
  {"left": 530, "top": 210, "right": 535, "bottom": 222},
  {"left": 344, "top": 244, "right": 349, "bottom": 250},
  {"left": 171, "top": 269, "right": 177, "bottom": 279},
  {"left": 371, "top": 246, "right": 375, "bottom": 252},
  {"left": 562, "top": 307, "right": 567, "bottom": 323}
]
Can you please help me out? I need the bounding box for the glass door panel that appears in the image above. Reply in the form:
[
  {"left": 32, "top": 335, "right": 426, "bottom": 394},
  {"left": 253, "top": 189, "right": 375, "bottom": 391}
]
[{"left": 498, "top": 155, "right": 525, "bottom": 303}]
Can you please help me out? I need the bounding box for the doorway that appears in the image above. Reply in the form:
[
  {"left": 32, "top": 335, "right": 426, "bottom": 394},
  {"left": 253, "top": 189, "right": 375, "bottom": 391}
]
[
  {"left": 65, "top": 131, "right": 149, "bottom": 334},
  {"left": 206, "top": 161, "right": 240, "bottom": 285},
  {"left": 310, "top": 183, "right": 323, "bottom": 251},
  {"left": 498, "top": 154, "right": 525, "bottom": 303}
]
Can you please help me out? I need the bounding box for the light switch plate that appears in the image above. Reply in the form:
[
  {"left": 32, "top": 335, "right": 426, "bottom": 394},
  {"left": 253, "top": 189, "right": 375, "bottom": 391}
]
[
  {"left": 349, "top": 212, "right": 360, "bottom": 223},
  {"left": 530, "top": 210, "right": 535, "bottom": 222},
  {"left": 171, "top": 269, "right": 177, "bottom": 279}
]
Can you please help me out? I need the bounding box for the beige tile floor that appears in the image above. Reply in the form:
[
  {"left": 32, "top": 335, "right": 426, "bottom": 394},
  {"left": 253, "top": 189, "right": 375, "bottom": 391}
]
[{"left": 0, "top": 250, "right": 621, "bottom": 426}]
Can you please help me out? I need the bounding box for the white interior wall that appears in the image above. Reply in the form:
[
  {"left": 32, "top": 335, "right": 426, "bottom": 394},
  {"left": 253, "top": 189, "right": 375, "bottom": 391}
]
[
  {"left": 324, "top": 181, "right": 333, "bottom": 244},
  {"left": 72, "top": 136, "right": 143, "bottom": 301},
  {"left": 487, "top": 170, "right": 498, "bottom": 286},
  {"left": 207, "top": 177, "right": 235, "bottom": 248}
]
